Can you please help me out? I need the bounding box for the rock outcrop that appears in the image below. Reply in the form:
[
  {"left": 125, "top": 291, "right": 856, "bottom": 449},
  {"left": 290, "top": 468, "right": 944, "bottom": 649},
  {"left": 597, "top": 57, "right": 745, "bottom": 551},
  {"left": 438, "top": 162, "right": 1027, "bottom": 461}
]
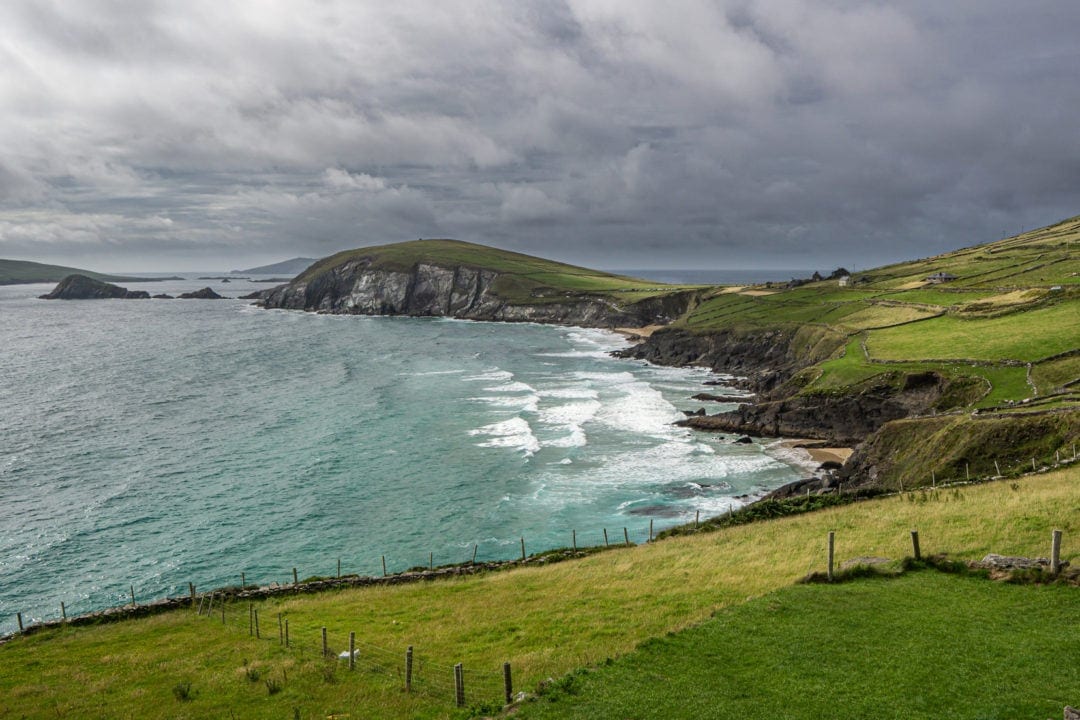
[
  {"left": 178, "top": 287, "right": 226, "bottom": 299},
  {"left": 259, "top": 258, "right": 698, "bottom": 328},
  {"left": 39, "top": 274, "right": 150, "bottom": 300}
]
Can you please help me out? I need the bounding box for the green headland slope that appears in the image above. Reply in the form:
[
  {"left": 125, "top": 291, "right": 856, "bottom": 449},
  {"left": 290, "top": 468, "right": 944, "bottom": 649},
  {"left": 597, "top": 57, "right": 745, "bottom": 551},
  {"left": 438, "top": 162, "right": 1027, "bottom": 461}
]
[{"left": 0, "top": 258, "right": 170, "bottom": 285}]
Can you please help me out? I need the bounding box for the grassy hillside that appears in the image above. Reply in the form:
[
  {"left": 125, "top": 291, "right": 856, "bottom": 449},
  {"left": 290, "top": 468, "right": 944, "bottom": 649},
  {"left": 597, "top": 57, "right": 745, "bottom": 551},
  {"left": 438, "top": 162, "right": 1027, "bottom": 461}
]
[
  {"left": 2, "top": 466, "right": 1075, "bottom": 718},
  {"left": 678, "top": 217, "right": 1080, "bottom": 412},
  {"left": 298, "top": 238, "right": 699, "bottom": 304},
  {"left": 0, "top": 258, "right": 167, "bottom": 285}
]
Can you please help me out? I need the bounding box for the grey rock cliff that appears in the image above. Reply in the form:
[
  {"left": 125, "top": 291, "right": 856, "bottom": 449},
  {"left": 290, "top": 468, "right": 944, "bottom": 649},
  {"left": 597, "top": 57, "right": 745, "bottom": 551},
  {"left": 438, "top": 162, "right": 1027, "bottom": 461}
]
[{"left": 259, "top": 258, "right": 698, "bottom": 328}]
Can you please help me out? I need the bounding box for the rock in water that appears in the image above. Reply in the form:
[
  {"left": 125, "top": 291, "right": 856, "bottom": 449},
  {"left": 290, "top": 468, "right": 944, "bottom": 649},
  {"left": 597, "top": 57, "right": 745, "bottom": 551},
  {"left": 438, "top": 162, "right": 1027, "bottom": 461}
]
[
  {"left": 39, "top": 274, "right": 148, "bottom": 300},
  {"left": 177, "top": 287, "right": 226, "bottom": 299}
]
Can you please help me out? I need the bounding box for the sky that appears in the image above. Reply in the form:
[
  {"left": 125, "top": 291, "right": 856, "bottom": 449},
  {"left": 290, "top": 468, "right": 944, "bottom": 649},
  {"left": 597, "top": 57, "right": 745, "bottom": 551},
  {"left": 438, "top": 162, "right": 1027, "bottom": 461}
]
[{"left": 1, "top": 1, "right": 1079, "bottom": 273}]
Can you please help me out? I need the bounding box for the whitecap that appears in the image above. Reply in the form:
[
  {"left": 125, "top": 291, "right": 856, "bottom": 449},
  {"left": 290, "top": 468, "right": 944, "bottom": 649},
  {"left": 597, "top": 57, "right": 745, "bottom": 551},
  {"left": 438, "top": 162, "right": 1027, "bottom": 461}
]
[{"left": 469, "top": 417, "right": 541, "bottom": 456}]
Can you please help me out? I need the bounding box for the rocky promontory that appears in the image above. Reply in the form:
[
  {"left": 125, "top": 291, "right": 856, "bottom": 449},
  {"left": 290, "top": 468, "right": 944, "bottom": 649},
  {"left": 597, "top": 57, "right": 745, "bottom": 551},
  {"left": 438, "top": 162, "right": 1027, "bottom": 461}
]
[
  {"left": 39, "top": 274, "right": 150, "bottom": 300},
  {"left": 258, "top": 241, "right": 700, "bottom": 328},
  {"left": 178, "top": 287, "right": 226, "bottom": 299}
]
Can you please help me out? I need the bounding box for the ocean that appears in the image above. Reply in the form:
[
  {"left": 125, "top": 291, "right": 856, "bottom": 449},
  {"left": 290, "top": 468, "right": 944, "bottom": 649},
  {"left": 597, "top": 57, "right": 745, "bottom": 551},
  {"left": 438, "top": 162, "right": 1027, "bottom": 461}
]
[{"left": 0, "top": 277, "right": 806, "bottom": 635}]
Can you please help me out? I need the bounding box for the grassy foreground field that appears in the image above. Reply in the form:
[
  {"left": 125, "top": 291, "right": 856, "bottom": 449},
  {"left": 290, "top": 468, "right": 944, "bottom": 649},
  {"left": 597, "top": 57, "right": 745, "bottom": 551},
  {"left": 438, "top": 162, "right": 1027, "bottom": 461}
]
[
  {"left": 2, "top": 466, "right": 1076, "bottom": 718},
  {"left": 516, "top": 571, "right": 1080, "bottom": 720}
]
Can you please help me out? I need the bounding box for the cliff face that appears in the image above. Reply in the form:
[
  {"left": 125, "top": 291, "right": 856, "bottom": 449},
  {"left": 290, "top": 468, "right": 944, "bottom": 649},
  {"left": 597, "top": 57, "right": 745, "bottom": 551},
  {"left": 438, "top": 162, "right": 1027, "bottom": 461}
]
[{"left": 259, "top": 259, "right": 698, "bottom": 328}]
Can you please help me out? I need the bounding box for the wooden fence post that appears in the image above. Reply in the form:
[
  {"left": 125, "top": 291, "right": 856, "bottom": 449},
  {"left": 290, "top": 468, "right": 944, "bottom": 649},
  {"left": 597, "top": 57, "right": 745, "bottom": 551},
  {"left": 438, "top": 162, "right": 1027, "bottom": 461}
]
[
  {"left": 337, "top": 558, "right": 341, "bottom": 579},
  {"left": 649, "top": 519, "right": 654, "bottom": 542},
  {"left": 695, "top": 510, "right": 700, "bottom": 527},
  {"left": 624, "top": 527, "right": 630, "bottom": 547},
  {"left": 520, "top": 537, "right": 526, "bottom": 561},
  {"left": 322, "top": 627, "right": 328, "bottom": 657},
  {"left": 503, "top": 662, "right": 513, "bottom": 705},
  {"left": 61, "top": 602, "right": 66, "bottom": 621},
  {"left": 406, "top": 646, "right": 413, "bottom": 692},
  {"left": 349, "top": 632, "right": 355, "bottom": 670},
  {"left": 241, "top": 572, "right": 245, "bottom": 589},
  {"left": 603, "top": 528, "right": 609, "bottom": 547},
  {"left": 827, "top": 531, "right": 835, "bottom": 582},
  {"left": 472, "top": 544, "right": 478, "bottom": 564},
  {"left": 207, "top": 592, "right": 214, "bottom": 616},
  {"left": 285, "top": 619, "right": 289, "bottom": 647},
  {"left": 1051, "top": 530, "right": 1063, "bottom": 575},
  {"left": 189, "top": 583, "right": 195, "bottom": 607},
  {"left": 454, "top": 663, "right": 465, "bottom": 707},
  {"left": 572, "top": 529, "right": 576, "bottom": 551},
  {"left": 254, "top": 609, "right": 260, "bottom": 639},
  {"left": 429, "top": 552, "right": 433, "bottom": 571},
  {"left": 293, "top": 568, "right": 298, "bottom": 586},
  {"left": 17, "top": 612, "right": 23, "bottom": 633},
  {"left": 382, "top": 556, "right": 387, "bottom": 577},
  {"left": 910, "top": 530, "right": 921, "bottom": 561},
  {"left": 994, "top": 460, "right": 1001, "bottom": 477},
  {"left": 130, "top": 585, "right": 136, "bottom": 607}
]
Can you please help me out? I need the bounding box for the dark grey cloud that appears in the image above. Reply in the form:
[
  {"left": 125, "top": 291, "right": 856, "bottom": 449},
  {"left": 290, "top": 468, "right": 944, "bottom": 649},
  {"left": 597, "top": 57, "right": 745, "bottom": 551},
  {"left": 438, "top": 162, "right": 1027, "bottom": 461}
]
[{"left": 1, "top": 0, "right": 1078, "bottom": 272}]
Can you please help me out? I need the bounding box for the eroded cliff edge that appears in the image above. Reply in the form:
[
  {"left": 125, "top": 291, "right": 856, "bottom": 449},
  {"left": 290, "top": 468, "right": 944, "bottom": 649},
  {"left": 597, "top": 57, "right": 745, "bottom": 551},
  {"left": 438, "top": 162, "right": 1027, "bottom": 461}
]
[{"left": 258, "top": 258, "right": 700, "bottom": 328}]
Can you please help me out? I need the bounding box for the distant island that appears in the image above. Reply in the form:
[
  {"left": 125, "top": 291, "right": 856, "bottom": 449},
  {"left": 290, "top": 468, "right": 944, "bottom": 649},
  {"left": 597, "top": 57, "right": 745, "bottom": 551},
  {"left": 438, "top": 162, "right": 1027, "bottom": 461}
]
[
  {"left": 230, "top": 257, "right": 317, "bottom": 276},
  {"left": 0, "top": 258, "right": 182, "bottom": 286}
]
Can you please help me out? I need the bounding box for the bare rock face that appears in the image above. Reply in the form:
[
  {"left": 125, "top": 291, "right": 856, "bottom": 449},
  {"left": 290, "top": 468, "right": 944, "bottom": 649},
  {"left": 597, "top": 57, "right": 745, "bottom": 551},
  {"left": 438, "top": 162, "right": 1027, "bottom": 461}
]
[
  {"left": 259, "top": 257, "right": 697, "bottom": 328},
  {"left": 39, "top": 274, "right": 149, "bottom": 300}
]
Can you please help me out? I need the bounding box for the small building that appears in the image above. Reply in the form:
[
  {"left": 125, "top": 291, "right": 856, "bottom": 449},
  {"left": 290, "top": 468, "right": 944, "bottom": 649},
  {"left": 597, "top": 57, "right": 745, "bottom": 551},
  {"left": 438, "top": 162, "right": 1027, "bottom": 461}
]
[
  {"left": 925, "top": 272, "right": 958, "bottom": 284},
  {"left": 837, "top": 275, "right": 851, "bottom": 287}
]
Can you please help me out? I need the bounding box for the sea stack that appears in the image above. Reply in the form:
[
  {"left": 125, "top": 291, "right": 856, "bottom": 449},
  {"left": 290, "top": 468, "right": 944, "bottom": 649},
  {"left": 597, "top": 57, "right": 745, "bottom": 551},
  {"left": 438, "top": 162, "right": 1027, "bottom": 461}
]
[{"left": 39, "top": 274, "right": 150, "bottom": 300}]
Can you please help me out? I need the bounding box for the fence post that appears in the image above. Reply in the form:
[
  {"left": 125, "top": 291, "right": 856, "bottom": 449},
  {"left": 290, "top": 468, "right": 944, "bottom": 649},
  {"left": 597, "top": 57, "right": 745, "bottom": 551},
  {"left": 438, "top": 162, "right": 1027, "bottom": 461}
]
[
  {"left": 130, "top": 585, "right": 136, "bottom": 607},
  {"left": 293, "top": 567, "right": 298, "bottom": 586},
  {"left": 241, "top": 572, "right": 245, "bottom": 589},
  {"left": 624, "top": 527, "right": 630, "bottom": 547},
  {"left": 254, "top": 609, "right": 260, "bottom": 639},
  {"left": 994, "top": 460, "right": 1001, "bottom": 477},
  {"left": 337, "top": 558, "right": 341, "bottom": 579},
  {"left": 472, "top": 544, "right": 478, "bottom": 564},
  {"left": 322, "top": 627, "right": 328, "bottom": 657},
  {"left": 207, "top": 592, "right": 214, "bottom": 616},
  {"left": 454, "top": 663, "right": 465, "bottom": 707},
  {"left": 695, "top": 510, "right": 700, "bottom": 527},
  {"left": 406, "top": 646, "right": 413, "bottom": 692},
  {"left": 503, "top": 662, "right": 513, "bottom": 705},
  {"left": 60, "top": 602, "right": 66, "bottom": 621},
  {"left": 17, "top": 612, "right": 23, "bottom": 633},
  {"left": 382, "top": 555, "right": 387, "bottom": 577},
  {"left": 285, "top": 619, "right": 289, "bottom": 647},
  {"left": 572, "top": 529, "right": 576, "bottom": 551},
  {"left": 603, "top": 528, "right": 609, "bottom": 547},
  {"left": 910, "top": 530, "right": 921, "bottom": 561},
  {"left": 429, "top": 552, "right": 433, "bottom": 571},
  {"left": 1051, "top": 530, "right": 1063, "bottom": 575},
  {"left": 827, "top": 531, "right": 835, "bottom": 582},
  {"left": 189, "top": 582, "right": 195, "bottom": 607},
  {"left": 1032, "top": 457, "right": 1037, "bottom": 471},
  {"left": 349, "top": 632, "right": 356, "bottom": 670},
  {"left": 520, "top": 537, "right": 526, "bottom": 561},
  {"left": 221, "top": 600, "right": 225, "bottom": 625},
  {"left": 649, "top": 519, "right": 654, "bottom": 542}
]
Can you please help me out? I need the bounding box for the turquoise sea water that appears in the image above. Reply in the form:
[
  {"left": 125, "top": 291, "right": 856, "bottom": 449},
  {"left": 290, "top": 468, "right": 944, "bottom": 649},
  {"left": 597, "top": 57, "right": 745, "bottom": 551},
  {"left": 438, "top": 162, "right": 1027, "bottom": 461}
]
[{"left": 0, "top": 278, "right": 804, "bottom": 635}]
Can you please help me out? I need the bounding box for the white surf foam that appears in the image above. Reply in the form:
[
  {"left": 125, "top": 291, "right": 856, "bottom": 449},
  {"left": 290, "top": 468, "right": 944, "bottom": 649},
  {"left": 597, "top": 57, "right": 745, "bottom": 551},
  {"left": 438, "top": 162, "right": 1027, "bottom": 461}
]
[{"left": 469, "top": 417, "right": 540, "bottom": 456}]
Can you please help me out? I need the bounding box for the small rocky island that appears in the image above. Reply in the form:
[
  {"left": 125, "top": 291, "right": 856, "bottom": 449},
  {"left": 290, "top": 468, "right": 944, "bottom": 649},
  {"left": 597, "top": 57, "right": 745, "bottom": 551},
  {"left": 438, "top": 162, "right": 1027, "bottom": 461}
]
[
  {"left": 39, "top": 276, "right": 229, "bottom": 300},
  {"left": 39, "top": 275, "right": 150, "bottom": 300}
]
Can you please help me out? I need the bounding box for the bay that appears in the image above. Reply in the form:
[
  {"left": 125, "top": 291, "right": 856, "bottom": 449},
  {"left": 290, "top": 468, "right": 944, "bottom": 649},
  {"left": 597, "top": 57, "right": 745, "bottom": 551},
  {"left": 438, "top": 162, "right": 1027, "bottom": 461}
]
[{"left": 0, "top": 277, "right": 804, "bottom": 634}]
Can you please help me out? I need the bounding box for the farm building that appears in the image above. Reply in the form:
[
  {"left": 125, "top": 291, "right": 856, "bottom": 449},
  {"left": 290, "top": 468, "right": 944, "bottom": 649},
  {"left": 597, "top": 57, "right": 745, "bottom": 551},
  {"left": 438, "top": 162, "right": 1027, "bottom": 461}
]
[{"left": 925, "top": 272, "right": 958, "bottom": 284}]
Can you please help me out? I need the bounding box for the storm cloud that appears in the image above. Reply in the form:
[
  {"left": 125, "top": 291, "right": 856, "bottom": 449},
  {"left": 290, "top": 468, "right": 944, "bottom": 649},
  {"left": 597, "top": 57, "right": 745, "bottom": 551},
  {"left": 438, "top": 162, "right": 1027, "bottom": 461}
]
[{"left": 1, "top": 1, "right": 1078, "bottom": 272}]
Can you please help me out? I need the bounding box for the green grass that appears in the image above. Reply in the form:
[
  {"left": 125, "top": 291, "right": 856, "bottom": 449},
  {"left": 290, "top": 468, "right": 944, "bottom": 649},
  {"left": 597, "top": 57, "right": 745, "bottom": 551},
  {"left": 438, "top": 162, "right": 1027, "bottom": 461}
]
[
  {"left": 1032, "top": 355, "right": 1080, "bottom": 394},
  {"left": 515, "top": 571, "right": 1080, "bottom": 720},
  {"left": 866, "top": 301, "right": 1080, "bottom": 363},
  {"left": 2, "top": 467, "right": 1077, "bottom": 718}
]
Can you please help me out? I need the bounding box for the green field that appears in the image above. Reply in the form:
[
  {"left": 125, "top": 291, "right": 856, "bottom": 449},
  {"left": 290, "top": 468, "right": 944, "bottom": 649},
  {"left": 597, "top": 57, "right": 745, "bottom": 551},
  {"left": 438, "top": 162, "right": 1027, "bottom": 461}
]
[
  {"left": 515, "top": 571, "right": 1080, "bottom": 720},
  {"left": 865, "top": 301, "right": 1080, "bottom": 363},
  {"left": 2, "top": 467, "right": 1076, "bottom": 718}
]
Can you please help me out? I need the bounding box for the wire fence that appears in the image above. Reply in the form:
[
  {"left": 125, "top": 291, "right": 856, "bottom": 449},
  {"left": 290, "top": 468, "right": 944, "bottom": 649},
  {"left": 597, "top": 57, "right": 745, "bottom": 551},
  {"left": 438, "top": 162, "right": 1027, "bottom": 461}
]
[{"left": 194, "top": 592, "right": 511, "bottom": 708}]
